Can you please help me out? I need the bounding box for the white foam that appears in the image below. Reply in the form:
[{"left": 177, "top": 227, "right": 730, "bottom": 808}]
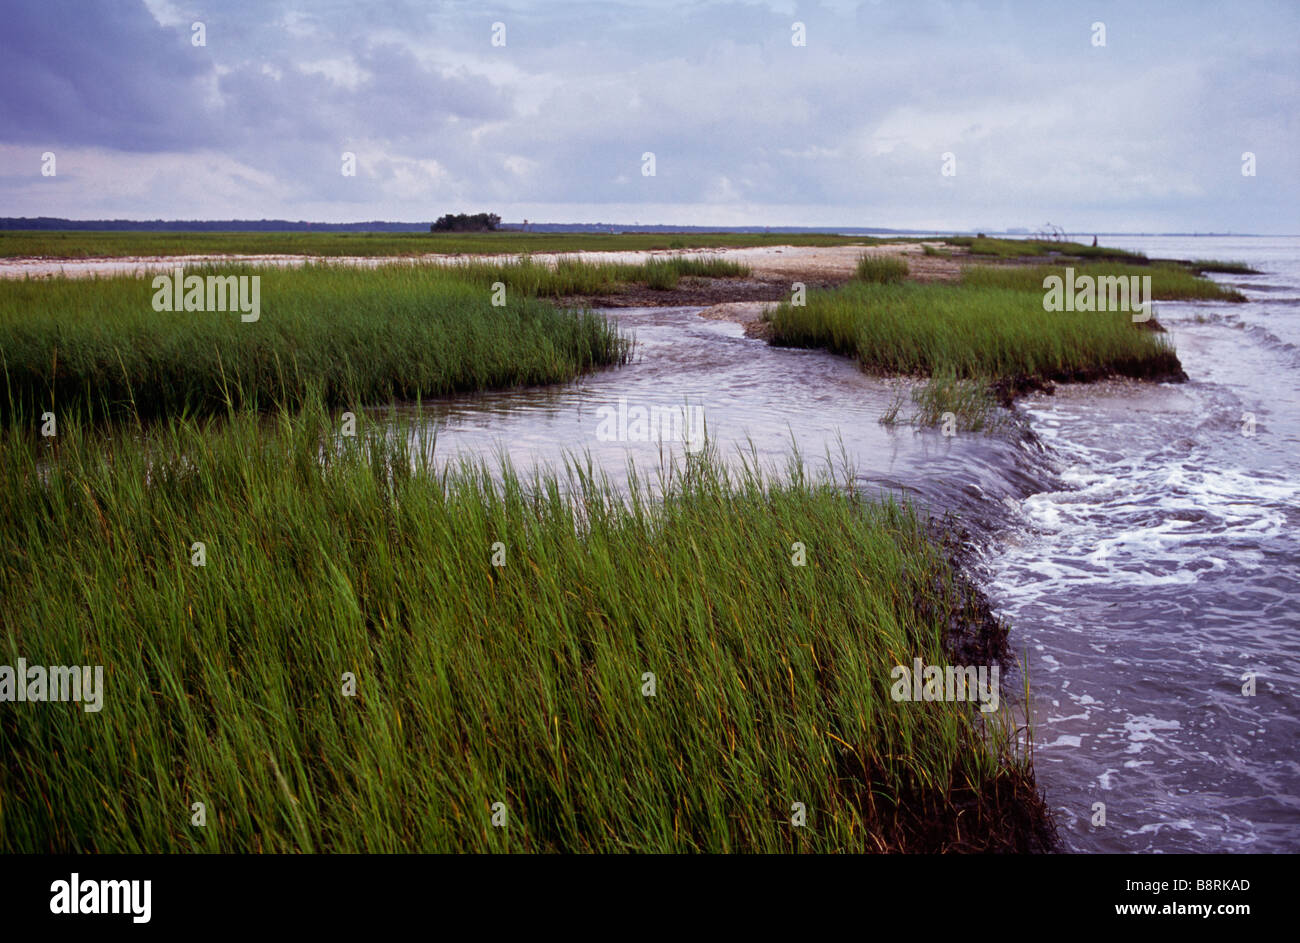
[
  {"left": 1044, "top": 735, "right": 1083, "bottom": 749},
  {"left": 1122, "top": 715, "right": 1181, "bottom": 754}
]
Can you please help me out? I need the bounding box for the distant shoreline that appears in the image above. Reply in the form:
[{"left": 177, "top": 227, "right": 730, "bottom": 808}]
[{"left": 1, "top": 218, "right": 1293, "bottom": 238}]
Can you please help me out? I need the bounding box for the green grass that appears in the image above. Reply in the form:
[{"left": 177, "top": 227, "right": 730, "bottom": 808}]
[
  {"left": 0, "top": 403, "right": 1047, "bottom": 852},
  {"left": 0, "top": 262, "right": 633, "bottom": 424},
  {"left": 881, "top": 371, "right": 1002, "bottom": 433},
  {"left": 944, "top": 236, "right": 1149, "bottom": 264},
  {"left": 1181, "top": 259, "right": 1261, "bottom": 275},
  {"left": 0, "top": 230, "right": 881, "bottom": 260},
  {"left": 946, "top": 236, "right": 1046, "bottom": 259},
  {"left": 855, "top": 255, "right": 910, "bottom": 284},
  {"left": 439, "top": 254, "right": 748, "bottom": 296},
  {"left": 961, "top": 262, "right": 1246, "bottom": 302},
  {"left": 651, "top": 255, "right": 751, "bottom": 280},
  {"left": 768, "top": 278, "right": 1183, "bottom": 384}
]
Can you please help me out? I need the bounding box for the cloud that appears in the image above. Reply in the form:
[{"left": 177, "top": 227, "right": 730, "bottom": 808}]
[
  {"left": 0, "top": 0, "right": 1296, "bottom": 231},
  {"left": 0, "top": 1, "right": 217, "bottom": 151}
]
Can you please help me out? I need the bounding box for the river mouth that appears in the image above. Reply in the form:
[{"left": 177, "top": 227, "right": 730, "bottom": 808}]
[{"left": 393, "top": 234, "right": 1300, "bottom": 854}]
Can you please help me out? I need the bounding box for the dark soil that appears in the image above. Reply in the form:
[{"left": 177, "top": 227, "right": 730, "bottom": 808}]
[
  {"left": 985, "top": 349, "right": 1188, "bottom": 408},
  {"left": 556, "top": 275, "right": 845, "bottom": 309},
  {"left": 897, "top": 514, "right": 1060, "bottom": 852}
]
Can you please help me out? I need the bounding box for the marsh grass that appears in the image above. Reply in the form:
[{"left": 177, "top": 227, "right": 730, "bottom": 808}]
[
  {"left": 451, "top": 254, "right": 749, "bottom": 296},
  {"left": 946, "top": 236, "right": 1147, "bottom": 263},
  {"left": 767, "top": 279, "right": 1183, "bottom": 383},
  {"left": 0, "top": 251, "right": 762, "bottom": 423},
  {"left": 882, "top": 372, "right": 1003, "bottom": 433},
  {"left": 0, "top": 262, "right": 642, "bottom": 424},
  {"left": 0, "top": 402, "right": 1047, "bottom": 852},
  {"left": 653, "top": 255, "right": 751, "bottom": 280},
  {"left": 1182, "top": 259, "right": 1261, "bottom": 275},
  {"left": 855, "top": 255, "right": 910, "bottom": 283},
  {"left": 961, "top": 261, "right": 1247, "bottom": 302},
  {"left": 643, "top": 259, "right": 681, "bottom": 291}
]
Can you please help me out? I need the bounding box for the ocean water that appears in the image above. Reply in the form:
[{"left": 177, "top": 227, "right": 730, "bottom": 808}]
[
  {"left": 982, "top": 236, "right": 1300, "bottom": 852},
  {"left": 393, "top": 235, "right": 1298, "bottom": 853}
]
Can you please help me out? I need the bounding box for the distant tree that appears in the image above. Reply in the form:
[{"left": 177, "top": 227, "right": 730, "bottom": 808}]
[{"left": 430, "top": 213, "right": 501, "bottom": 233}]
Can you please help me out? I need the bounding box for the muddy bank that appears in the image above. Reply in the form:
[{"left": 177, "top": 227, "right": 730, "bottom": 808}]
[
  {"left": 697, "top": 300, "right": 780, "bottom": 339},
  {"left": 561, "top": 242, "right": 966, "bottom": 328},
  {"left": 562, "top": 277, "right": 835, "bottom": 314}
]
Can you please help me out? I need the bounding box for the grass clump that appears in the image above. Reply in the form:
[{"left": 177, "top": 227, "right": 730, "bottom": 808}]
[
  {"left": 643, "top": 258, "right": 681, "bottom": 290},
  {"left": 453, "top": 254, "right": 749, "bottom": 297},
  {"left": 0, "top": 404, "right": 1049, "bottom": 852},
  {"left": 1182, "top": 259, "right": 1260, "bottom": 275},
  {"left": 657, "top": 255, "right": 750, "bottom": 279},
  {"left": 882, "top": 371, "right": 1002, "bottom": 433},
  {"left": 945, "top": 236, "right": 1147, "bottom": 264},
  {"left": 855, "top": 255, "right": 910, "bottom": 283},
  {"left": 631, "top": 256, "right": 749, "bottom": 290},
  {"left": 961, "top": 262, "right": 1246, "bottom": 302},
  {"left": 947, "top": 236, "right": 1044, "bottom": 259},
  {"left": 0, "top": 262, "right": 632, "bottom": 424},
  {"left": 0, "top": 252, "right": 751, "bottom": 424},
  {"left": 768, "top": 279, "right": 1184, "bottom": 386}
]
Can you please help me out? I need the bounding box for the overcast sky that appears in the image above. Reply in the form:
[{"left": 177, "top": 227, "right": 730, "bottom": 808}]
[{"left": 1, "top": 0, "right": 1296, "bottom": 231}]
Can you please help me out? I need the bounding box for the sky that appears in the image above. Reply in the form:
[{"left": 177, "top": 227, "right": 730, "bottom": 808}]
[{"left": 1, "top": 0, "right": 1296, "bottom": 232}]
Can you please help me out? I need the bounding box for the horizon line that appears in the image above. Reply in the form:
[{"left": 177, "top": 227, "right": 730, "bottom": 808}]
[{"left": 1, "top": 218, "right": 1296, "bottom": 238}]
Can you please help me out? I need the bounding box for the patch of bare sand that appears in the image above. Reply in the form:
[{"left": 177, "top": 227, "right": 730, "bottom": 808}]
[
  {"left": 690, "top": 242, "right": 965, "bottom": 336},
  {"left": 733, "top": 241, "right": 963, "bottom": 283},
  {"left": 572, "top": 242, "right": 967, "bottom": 321},
  {"left": 697, "top": 300, "right": 779, "bottom": 339}
]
